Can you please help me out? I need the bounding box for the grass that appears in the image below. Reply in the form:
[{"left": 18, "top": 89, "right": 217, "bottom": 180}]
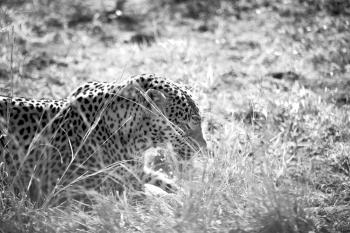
[{"left": 1, "top": 0, "right": 350, "bottom": 232}]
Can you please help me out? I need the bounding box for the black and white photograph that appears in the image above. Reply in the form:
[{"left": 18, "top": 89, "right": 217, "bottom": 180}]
[{"left": 0, "top": 0, "right": 350, "bottom": 232}]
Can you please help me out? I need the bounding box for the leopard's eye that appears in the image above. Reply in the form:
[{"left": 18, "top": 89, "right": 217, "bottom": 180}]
[{"left": 192, "top": 115, "right": 201, "bottom": 124}]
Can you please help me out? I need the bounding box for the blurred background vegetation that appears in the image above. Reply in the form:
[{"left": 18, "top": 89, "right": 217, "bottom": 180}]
[{"left": 0, "top": 0, "right": 349, "bottom": 96}]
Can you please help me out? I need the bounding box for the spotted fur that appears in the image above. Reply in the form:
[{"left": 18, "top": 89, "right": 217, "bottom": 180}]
[{"left": 0, "top": 74, "right": 206, "bottom": 203}]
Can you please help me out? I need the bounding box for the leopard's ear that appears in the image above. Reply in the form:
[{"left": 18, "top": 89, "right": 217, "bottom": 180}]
[
  {"left": 145, "top": 89, "right": 166, "bottom": 112},
  {"left": 119, "top": 82, "right": 142, "bottom": 99}
]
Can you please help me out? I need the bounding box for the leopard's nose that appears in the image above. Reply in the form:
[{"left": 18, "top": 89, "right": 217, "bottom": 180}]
[
  {"left": 198, "top": 137, "right": 207, "bottom": 151},
  {"left": 191, "top": 132, "right": 207, "bottom": 152}
]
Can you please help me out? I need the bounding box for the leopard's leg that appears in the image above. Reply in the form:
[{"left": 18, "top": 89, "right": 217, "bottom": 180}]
[
  {"left": 139, "top": 148, "right": 180, "bottom": 193},
  {"left": 140, "top": 166, "right": 179, "bottom": 193}
]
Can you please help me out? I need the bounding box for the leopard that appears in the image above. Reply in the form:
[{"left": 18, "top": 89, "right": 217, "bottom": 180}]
[{"left": 0, "top": 74, "right": 207, "bottom": 204}]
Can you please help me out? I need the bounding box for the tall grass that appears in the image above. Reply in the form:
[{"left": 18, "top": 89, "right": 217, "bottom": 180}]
[{"left": 0, "top": 108, "right": 320, "bottom": 232}]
